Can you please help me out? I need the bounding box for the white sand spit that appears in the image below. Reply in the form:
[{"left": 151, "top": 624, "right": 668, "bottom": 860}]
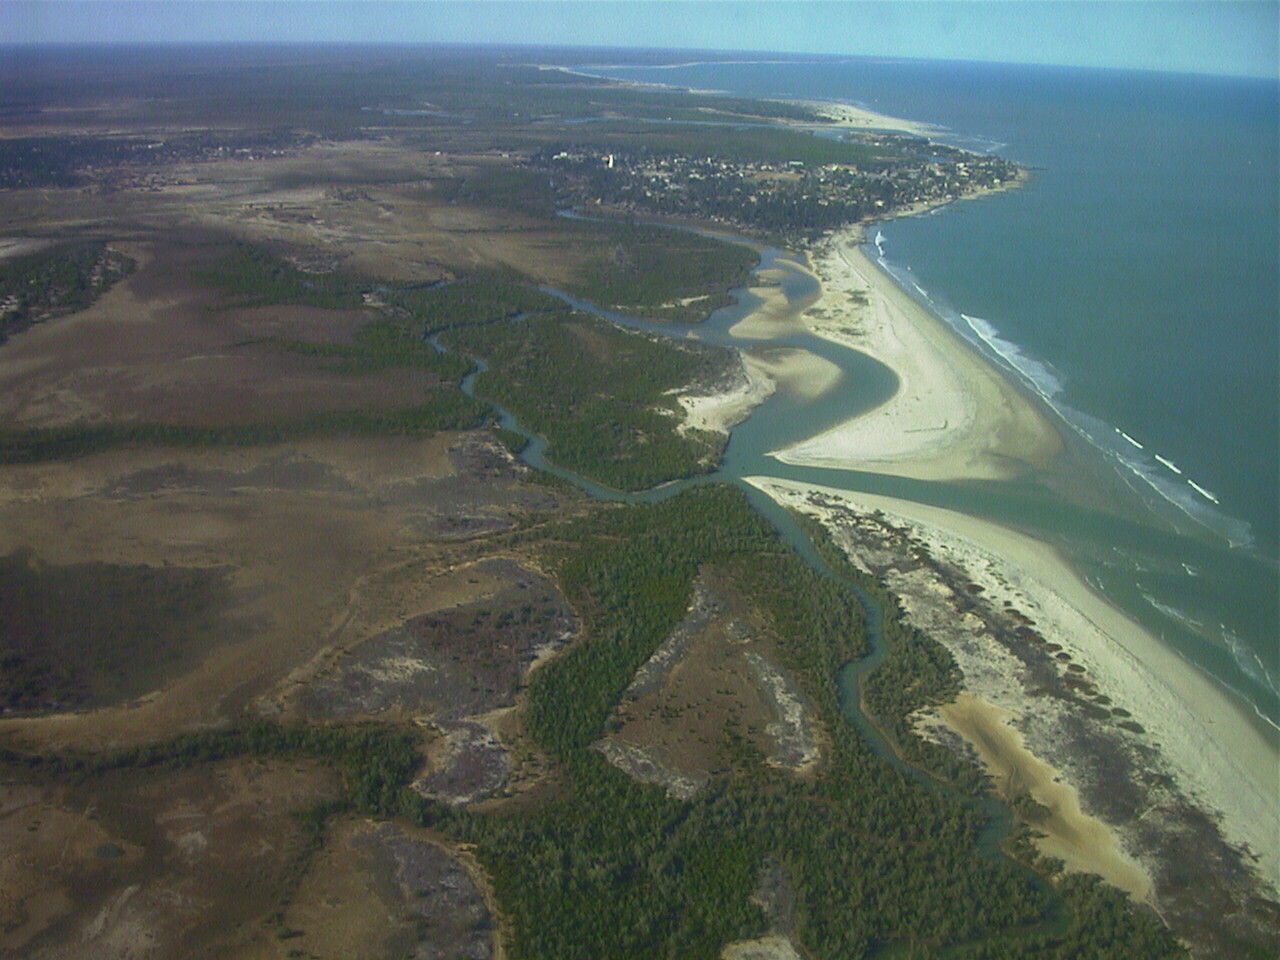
[
  {"left": 780, "top": 99, "right": 940, "bottom": 136},
  {"left": 772, "top": 229, "right": 1061, "bottom": 481},
  {"left": 675, "top": 353, "right": 775, "bottom": 438},
  {"left": 746, "top": 476, "right": 1280, "bottom": 891}
]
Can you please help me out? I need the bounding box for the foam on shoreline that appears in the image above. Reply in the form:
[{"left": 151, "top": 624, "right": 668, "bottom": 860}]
[{"left": 771, "top": 227, "right": 1062, "bottom": 481}]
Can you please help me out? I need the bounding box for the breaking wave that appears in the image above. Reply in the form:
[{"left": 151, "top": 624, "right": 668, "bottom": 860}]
[{"left": 864, "top": 240, "right": 1256, "bottom": 551}]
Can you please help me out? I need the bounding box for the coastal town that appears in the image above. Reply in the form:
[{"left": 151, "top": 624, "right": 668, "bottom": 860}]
[{"left": 534, "top": 133, "right": 1021, "bottom": 238}]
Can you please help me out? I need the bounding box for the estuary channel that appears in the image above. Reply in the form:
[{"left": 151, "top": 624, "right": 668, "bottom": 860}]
[{"left": 435, "top": 236, "right": 1044, "bottom": 882}]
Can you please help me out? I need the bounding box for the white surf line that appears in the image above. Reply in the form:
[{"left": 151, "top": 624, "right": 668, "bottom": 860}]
[{"left": 1187, "top": 479, "right": 1220, "bottom": 505}]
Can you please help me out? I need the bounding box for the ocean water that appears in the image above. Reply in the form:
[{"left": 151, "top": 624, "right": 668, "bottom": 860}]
[{"left": 586, "top": 58, "right": 1280, "bottom": 730}]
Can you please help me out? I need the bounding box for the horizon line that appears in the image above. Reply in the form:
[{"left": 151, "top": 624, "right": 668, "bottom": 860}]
[{"left": 1, "top": 39, "right": 1274, "bottom": 83}]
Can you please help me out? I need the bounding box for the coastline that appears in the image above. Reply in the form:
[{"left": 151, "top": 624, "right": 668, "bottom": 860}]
[
  {"left": 663, "top": 142, "right": 1280, "bottom": 912},
  {"left": 747, "top": 476, "right": 1280, "bottom": 897},
  {"left": 676, "top": 345, "right": 842, "bottom": 438},
  {"left": 776, "top": 98, "right": 940, "bottom": 136},
  {"left": 772, "top": 219, "right": 1062, "bottom": 482},
  {"left": 535, "top": 64, "right": 936, "bottom": 137}
]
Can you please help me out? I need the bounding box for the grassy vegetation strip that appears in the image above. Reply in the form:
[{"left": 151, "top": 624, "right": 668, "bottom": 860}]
[
  {"left": 0, "top": 396, "right": 488, "bottom": 464},
  {"left": 442, "top": 313, "right": 728, "bottom": 491}
]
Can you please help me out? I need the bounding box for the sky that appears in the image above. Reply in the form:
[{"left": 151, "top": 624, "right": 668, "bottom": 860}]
[{"left": 3, "top": 1, "right": 1277, "bottom": 80}]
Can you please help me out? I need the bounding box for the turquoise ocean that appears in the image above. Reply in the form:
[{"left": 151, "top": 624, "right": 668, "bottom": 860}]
[{"left": 584, "top": 58, "right": 1280, "bottom": 732}]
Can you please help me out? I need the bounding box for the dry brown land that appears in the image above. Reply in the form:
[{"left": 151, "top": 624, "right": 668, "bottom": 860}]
[
  {"left": 0, "top": 757, "right": 341, "bottom": 958},
  {"left": 0, "top": 238, "right": 443, "bottom": 429},
  {"left": 0, "top": 424, "right": 573, "bottom": 958},
  {"left": 0, "top": 132, "right": 634, "bottom": 958},
  {"left": 0, "top": 433, "right": 567, "bottom": 749}
]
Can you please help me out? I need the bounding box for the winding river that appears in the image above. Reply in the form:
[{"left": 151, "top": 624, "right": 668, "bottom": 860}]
[{"left": 436, "top": 234, "right": 1060, "bottom": 899}]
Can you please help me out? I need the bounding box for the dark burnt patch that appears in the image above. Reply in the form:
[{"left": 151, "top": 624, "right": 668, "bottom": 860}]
[{"left": 294, "top": 558, "right": 577, "bottom": 722}]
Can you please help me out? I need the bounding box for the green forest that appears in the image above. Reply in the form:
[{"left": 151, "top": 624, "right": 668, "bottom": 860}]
[
  {"left": 442, "top": 313, "right": 731, "bottom": 490},
  {"left": 0, "top": 241, "right": 134, "bottom": 341},
  {"left": 6, "top": 487, "right": 1183, "bottom": 959}
]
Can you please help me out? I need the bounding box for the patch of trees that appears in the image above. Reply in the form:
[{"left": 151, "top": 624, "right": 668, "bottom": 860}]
[
  {"left": 525, "top": 487, "right": 787, "bottom": 758},
  {"left": 385, "top": 274, "right": 565, "bottom": 335},
  {"left": 441, "top": 312, "right": 731, "bottom": 491},
  {"left": 564, "top": 219, "right": 757, "bottom": 320},
  {"left": 0, "top": 241, "right": 134, "bottom": 341},
  {"left": 255, "top": 319, "right": 473, "bottom": 379},
  {"left": 200, "top": 243, "right": 369, "bottom": 310}
]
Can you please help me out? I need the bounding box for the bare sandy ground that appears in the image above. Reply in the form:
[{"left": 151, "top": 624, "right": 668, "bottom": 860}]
[
  {"left": 782, "top": 99, "right": 940, "bottom": 136},
  {"left": 772, "top": 228, "right": 1062, "bottom": 481},
  {"left": 747, "top": 476, "right": 1280, "bottom": 893},
  {"left": 676, "top": 258, "right": 837, "bottom": 437},
  {"left": 677, "top": 348, "right": 840, "bottom": 438},
  {"left": 676, "top": 356, "right": 775, "bottom": 438},
  {"left": 939, "top": 692, "right": 1152, "bottom": 901}
]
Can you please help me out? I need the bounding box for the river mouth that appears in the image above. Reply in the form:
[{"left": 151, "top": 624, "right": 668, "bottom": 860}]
[
  {"left": 432, "top": 213, "right": 1279, "bottom": 906},
  {"left": 432, "top": 233, "right": 1069, "bottom": 909},
  {"left": 456, "top": 220, "right": 1280, "bottom": 735}
]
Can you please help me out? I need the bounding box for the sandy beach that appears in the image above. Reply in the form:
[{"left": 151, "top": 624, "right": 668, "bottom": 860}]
[
  {"left": 780, "top": 98, "right": 940, "bottom": 136},
  {"left": 676, "top": 346, "right": 840, "bottom": 438},
  {"left": 771, "top": 227, "right": 1062, "bottom": 481},
  {"left": 747, "top": 476, "right": 1280, "bottom": 897},
  {"left": 676, "top": 256, "right": 839, "bottom": 438}
]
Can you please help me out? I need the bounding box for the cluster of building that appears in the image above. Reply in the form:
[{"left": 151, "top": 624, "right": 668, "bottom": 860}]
[{"left": 535, "top": 137, "right": 1020, "bottom": 238}]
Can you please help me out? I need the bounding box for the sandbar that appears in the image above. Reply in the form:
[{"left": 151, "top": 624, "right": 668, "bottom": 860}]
[
  {"left": 771, "top": 228, "right": 1062, "bottom": 482},
  {"left": 676, "top": 346, "right": 841, "bottom": 438},
  {"left": 727, "top": 279, "right": 806, "bottom": 340},
  {"left": 780, "top": 99, "right": 941, "bottom": 137},
  {"left": 939, "top": 692, "right": 1152, "bottom": 901},
  {"left": 675, "top": 353, "right": 774, "bottom": 438},
  {"left": 746, "top": 476, "right": 1280, "bottom": 892}
]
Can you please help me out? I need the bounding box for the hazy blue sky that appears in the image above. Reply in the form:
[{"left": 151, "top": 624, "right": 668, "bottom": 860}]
[{"left": 5, "top": 2, "right": 1277, "bottom": 79}]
